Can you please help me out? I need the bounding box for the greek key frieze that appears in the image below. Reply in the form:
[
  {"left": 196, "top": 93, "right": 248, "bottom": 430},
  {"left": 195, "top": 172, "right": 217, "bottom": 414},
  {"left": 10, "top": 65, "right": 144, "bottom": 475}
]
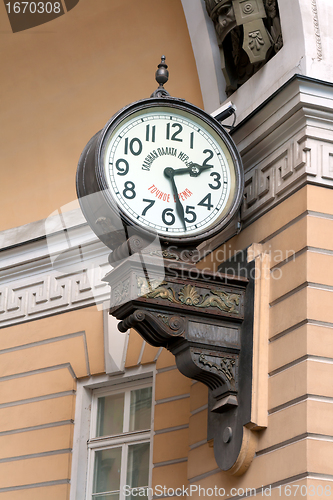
[
  {"left": 242, "top": 135, "right": 333, "bottom": 222},
  {"left": 0, "top": 266, "right": 109, "bottom": 328}
]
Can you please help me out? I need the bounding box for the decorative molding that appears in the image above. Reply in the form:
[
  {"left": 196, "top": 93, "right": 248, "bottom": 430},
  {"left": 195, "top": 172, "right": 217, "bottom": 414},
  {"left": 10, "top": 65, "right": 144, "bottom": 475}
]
[
  {"left": 0, "top": 213, "right": 111, "bottom": 328},
  {"left": 0, "top": 264, "right": 110, "bottom": 328},
  {"left": 198, "top": 353, "right": 236, "bottom": 382},
  {"left": 242, "top": 132, "right": 333, "bottom": 223},
  {"left": 204, "top": 0, "right": 283, "bottom": 95},
  {"left": 311, "top": 0, "right": 323, "bottom": 62},
  {"left": 0, "top": 206, "right": 86, "bottom": 250},
  {"left": 138, "top": 279, "right": 241, "bottom": 314},
  {"left": 230, "top": 76, "right": 333, "bottom": 229},
  {"left": 113, "top": 279, "right": 130, "bottom": 307},
  {"left": 198, "top": 77, "right": 333, "bottom": 255}
]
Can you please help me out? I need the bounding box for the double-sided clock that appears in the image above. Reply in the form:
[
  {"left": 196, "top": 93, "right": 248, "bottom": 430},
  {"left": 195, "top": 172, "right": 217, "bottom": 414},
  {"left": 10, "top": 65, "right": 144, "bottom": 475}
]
[{"left": 76, "top": 70, "right": 243, "bottom": 249}]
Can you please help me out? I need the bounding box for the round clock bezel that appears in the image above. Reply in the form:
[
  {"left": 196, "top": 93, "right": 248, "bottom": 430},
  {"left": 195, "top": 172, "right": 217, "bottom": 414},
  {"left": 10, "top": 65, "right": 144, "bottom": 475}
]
[{"left": 78, "top": 96, "right": 244, "bottom": 248}]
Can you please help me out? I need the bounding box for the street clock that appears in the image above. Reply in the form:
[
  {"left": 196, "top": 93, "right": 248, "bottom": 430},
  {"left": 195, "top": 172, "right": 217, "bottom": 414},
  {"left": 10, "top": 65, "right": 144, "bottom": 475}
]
[
  {"left": 76, "top": 58, "right": 243, "bottom": 249},
  {"left": 76, "top": 58, "right": 257, "bottom": 476}
]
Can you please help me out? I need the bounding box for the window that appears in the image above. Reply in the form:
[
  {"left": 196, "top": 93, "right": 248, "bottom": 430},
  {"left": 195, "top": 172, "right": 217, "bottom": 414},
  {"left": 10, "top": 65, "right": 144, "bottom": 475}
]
[{"left": 87, "top": 382, "right": 153, "bottom": 500}]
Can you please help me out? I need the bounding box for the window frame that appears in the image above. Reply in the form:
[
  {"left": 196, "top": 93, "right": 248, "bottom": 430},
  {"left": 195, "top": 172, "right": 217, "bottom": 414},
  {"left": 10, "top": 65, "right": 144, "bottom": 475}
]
[{"left": 86, "top": 379, "right": 154, "bottom": 500}]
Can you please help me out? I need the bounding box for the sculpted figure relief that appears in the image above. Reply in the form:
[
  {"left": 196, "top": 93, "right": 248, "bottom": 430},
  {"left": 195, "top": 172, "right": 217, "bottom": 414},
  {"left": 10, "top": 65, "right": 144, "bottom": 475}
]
[{"left": 205, "top": 0, "right": 283, "bottom": 95}]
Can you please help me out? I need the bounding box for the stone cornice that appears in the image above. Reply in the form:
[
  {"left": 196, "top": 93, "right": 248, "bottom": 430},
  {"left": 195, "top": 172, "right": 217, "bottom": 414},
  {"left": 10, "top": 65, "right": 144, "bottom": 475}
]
[
  {"left": 0, "top": 209, "right": 111, "bottom": 328},
  {"left": 0, "top": 206, "right": 86, "bottom": 250},
  {"left": 233, "top": 76, "right": 333, "bottom": 226},
  {"left": 199, "top": 76, "right": 333, "bottom": 255}
]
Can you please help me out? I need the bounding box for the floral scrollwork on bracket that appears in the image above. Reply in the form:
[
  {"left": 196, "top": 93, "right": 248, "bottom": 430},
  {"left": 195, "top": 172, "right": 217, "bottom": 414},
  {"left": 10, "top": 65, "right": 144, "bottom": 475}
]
[
  {"left": 138, "top": 279, "right": 240, "bottom": 314},
  {"left": 113, "top": 278, "right": 130, "bottom": 306},
  {"left": 198, "top": 353, "right": 236, "bottom": 382}
]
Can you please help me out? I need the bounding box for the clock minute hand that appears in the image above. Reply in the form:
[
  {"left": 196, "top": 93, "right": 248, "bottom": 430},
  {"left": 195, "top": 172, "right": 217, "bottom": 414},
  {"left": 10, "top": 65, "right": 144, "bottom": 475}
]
[
  {"left": 171, "top": 176, "right": 187, "bottom": 231},
  {"left": 164, "top": 167, "right": 186, "bottom": 231}
]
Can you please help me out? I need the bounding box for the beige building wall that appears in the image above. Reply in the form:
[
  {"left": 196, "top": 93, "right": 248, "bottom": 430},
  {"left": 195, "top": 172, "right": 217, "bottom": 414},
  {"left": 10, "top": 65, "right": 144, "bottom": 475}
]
[
  {"left": 1, "top": 0, "right": 333, "bottom": 499},
  {"left": 0, "top": 306, "right": 104, "bottom": 498},
  {"left": 0, "top": 1, "right": 202, "bottom": 498},
  {"left": 0, "top": 0, "right": 203, "bottom": 231},
  {"left": 191, "top": 184, "right": 333, "bottom": 496}
]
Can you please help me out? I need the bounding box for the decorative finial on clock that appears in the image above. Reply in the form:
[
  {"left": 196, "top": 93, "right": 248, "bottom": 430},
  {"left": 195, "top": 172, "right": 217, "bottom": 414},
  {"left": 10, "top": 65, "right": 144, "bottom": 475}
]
[
  {"left": 156, "top": 55, "right": 169, "bottom": 86},
  {"left": 150, "top": 55, "right": 171, "bottom": 98}
]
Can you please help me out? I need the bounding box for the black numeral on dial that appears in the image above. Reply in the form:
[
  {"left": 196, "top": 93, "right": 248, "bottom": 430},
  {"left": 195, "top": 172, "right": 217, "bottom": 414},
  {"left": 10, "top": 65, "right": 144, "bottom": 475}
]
[
  {"left": 198, "top": 193, "right": 213, "bottom": 210},
  {"left": 115, "top": 158, "right": 129, "bottom": 176},
  {"left": 124, "top": 138, "right": 143, "bottom": 156},
  {"left": 209, "top": 172, "right": 221, "bottom": 190},
  {"left": 202, "top": 149, "right": 214, "bottom": 167},
  {"left": 123, "top": 181, "right": 136, "bottom": 199},
  {"left": 190, "top": 132, "right": 194, "bottom": 149},
  {"left": 146, "top": 125, "right": 156, "bottom": 142},
  {"left": 184, "top": 206, "right": 197, "bottom": 223},
  {"left": 166, "top": 123, "right": 183, "bottom": 142},
  {"left": 142, "top": 199, "right": 155, "bottom": 216},
  {"left": 162, "top": 208, "right": 175, "bottom": 226}
]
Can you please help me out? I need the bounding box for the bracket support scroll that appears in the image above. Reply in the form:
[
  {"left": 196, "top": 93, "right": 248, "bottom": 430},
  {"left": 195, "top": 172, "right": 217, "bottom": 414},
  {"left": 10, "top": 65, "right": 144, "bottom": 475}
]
[{"left": 103, "top": 249, "right": 256, "bottom": 473}]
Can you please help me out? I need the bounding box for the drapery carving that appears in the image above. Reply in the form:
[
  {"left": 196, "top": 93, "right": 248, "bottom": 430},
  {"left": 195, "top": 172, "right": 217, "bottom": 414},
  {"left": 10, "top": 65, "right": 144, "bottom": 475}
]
[{"left": 205, "top": 0, "right": 283, "bottom": 95}]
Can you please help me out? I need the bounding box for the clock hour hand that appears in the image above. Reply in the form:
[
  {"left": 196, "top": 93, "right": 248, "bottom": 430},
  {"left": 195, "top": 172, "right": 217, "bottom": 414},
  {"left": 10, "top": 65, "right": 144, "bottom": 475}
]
[
  {"left": 164, "top": 167, "right": 189, "bottom": 177},
  {"left": 164, "top": 164, "right": 213, "bottom": 179},
  {"left": 187, "top": 163, "right": 213, "bottom": 177},
  {"left": 164, "top": 168, "right": 186, "bottom": 231}
]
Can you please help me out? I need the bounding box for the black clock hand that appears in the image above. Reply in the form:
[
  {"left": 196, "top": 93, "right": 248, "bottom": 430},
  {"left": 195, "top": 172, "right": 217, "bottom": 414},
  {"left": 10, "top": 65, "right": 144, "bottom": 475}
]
[
  {"left": 165, "top": 164, "right": 213, "bottom": 179},
  {"left": 164, "top": 167, "right": 189, "bottom": 176},
  {"left": 187, "top": 163, "right": 213, "bottom": 177},
  {"left": 171, "top": 176, "right": 187, "bottom": 231},
  {"left": 164, "top": 168, "right": 186, "bottom": 231}
]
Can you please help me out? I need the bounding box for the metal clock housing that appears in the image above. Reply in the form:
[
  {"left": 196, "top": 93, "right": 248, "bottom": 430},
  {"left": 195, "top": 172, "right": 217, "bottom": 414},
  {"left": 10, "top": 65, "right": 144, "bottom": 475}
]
[{"left": 76, "top": 97, "right": 244, "bottom": 249}]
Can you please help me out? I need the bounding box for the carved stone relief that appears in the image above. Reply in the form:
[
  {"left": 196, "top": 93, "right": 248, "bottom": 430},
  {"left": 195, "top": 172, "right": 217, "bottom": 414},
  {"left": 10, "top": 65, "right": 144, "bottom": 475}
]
[{"left": 205, "top": 0, "right": 283, "bottom": 95}]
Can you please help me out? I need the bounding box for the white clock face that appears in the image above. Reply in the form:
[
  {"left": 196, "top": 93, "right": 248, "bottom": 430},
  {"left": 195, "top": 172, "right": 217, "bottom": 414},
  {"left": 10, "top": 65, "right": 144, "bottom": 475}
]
[{"left": 102, "top": 106, "right": 237, "bottom": 239}]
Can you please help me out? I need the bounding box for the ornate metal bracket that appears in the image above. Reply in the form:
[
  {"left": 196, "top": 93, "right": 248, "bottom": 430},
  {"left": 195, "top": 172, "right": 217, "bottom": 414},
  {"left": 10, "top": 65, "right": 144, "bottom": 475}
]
[{"left": 104, "top": 249, "right": 255, "bottom": 473}]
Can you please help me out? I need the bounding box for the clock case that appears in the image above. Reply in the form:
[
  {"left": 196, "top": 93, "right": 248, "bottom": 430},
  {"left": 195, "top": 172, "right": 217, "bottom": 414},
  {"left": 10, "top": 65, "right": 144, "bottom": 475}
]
[{"left": 76, "top": 96, "right": 244, "bottom": 252}]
